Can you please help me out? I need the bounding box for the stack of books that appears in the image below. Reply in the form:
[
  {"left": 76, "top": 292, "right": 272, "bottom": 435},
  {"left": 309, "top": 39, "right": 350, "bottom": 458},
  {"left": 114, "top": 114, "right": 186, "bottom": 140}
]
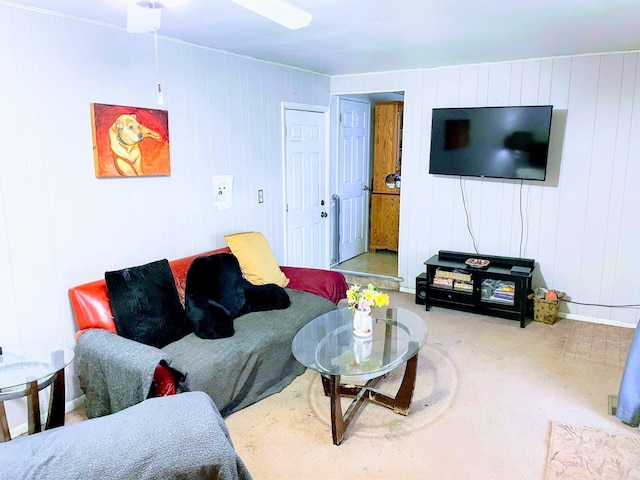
[
  {"left": 490, "top": 283, "right": 515, "bottom": 303},
  {"left": 432, "top": 276, "right": 453, "bottom": 288},
  {"left": 453, "top": 281, "right": 473, "bottom": 292},
  {"left": 433, "top": 268, "right": 472, "bottom": 290}
]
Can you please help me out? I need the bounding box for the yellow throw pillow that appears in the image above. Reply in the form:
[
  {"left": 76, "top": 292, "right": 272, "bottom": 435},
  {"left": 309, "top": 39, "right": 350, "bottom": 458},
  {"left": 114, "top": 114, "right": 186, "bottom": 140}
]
[{"left": 224, "top": 232, "right": 290, "bottom": 287}]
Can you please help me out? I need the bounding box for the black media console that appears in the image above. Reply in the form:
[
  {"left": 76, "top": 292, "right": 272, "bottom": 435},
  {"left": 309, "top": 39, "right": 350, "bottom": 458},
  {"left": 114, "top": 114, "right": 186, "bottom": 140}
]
[{"left": 423, "top": 250, "right": 535, "bottom": 328}]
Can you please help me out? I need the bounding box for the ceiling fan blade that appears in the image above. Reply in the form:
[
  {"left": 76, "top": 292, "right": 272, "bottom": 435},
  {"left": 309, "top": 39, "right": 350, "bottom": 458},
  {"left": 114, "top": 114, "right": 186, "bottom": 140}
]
[
  {"left": 127, "top": 3, "right": 162, "bottom": 33},
  {"left": 229, "top": 0, "right": 312, "bottom": 30}
]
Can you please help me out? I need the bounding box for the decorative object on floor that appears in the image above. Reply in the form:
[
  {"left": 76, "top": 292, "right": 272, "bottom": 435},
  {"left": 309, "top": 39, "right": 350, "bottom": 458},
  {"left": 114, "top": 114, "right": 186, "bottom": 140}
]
[
  {"left": 545, "top": 422, "right": 640, "bottom": 480},
  {"left": 532, "top": 287, "right": 566, "bottom": 324},
  {"left": 346, "top": 283, "right": 389, "bottom": 337},
  {"left": 90, "top": 103, "right": 169, "bottom": 177}
]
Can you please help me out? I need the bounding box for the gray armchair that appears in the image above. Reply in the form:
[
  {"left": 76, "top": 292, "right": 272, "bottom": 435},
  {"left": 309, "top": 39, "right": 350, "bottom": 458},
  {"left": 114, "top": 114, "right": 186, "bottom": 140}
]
[{"left": 0, "top": 391, "right": 252, "bottom": 480}]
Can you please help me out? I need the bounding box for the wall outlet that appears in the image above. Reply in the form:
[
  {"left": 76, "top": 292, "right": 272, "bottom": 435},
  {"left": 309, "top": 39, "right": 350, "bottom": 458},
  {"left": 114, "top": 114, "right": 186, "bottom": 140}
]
[{"left": 258, "top": 189, "right": 264, "bottom": 203}]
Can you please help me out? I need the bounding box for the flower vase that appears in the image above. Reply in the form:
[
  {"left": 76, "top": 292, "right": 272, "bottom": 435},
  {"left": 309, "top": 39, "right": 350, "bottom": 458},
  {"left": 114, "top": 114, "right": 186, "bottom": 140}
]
[{"left": 352, "top": 309, "right": 373, "bottom": 338}]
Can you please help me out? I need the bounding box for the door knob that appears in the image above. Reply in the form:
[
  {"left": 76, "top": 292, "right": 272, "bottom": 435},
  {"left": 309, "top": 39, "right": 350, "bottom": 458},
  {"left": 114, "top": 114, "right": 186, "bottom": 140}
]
[
  {"left": 321, "top": 212, "right": 328, "bottom": 218},
  {"left": 362, "top": 185, "right": 370, "bottom": 191}
]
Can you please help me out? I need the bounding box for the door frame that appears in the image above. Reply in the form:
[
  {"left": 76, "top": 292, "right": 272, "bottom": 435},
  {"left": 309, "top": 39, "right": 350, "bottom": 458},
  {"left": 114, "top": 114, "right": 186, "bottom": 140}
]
[
  {"left": 330, "top": 91, "right": 405, "bottom": 270},
  {"left": 281, "top": 101, "right": 331, "bottom": 267}
]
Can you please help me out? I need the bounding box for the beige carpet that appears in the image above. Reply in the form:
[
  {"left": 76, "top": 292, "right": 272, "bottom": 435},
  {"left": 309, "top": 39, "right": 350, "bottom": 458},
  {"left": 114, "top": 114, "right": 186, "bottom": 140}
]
[
  {"left": 545, "top": 422, "right": 640, "bottom": 479},
  {"left": 224, "top": 291, "right": 638, "bottom": 480}
]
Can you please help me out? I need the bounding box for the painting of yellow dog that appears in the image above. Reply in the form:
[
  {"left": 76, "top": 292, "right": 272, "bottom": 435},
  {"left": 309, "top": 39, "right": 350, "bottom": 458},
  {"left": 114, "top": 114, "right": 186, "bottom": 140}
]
[{"left": 91, "top": 103, "right": 170, "bottom": 177}]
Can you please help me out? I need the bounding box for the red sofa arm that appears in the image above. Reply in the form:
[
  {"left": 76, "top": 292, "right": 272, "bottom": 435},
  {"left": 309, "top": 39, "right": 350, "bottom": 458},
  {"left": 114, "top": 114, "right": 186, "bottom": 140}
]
[
  {"left": 281, "top": 266, "right": 348, "bottom": 305},
  {"left": 151, "top": 364, "right": 177, "bottom": 397}
]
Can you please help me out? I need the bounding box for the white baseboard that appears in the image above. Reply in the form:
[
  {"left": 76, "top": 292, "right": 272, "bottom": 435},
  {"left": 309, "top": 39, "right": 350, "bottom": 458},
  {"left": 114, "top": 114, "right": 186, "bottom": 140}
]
[
  {"left": 558, "top": 312, "right": 636, "bottom": 329},
  {"left": 400, "top": 287, "right": 636, "bottom": 329}
]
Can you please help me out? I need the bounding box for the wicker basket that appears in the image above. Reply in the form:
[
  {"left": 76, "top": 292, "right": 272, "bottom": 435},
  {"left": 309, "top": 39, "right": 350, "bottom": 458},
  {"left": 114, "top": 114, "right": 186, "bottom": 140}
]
[{"left": 533, "top": 298, "right": 560, "bottom": 325}]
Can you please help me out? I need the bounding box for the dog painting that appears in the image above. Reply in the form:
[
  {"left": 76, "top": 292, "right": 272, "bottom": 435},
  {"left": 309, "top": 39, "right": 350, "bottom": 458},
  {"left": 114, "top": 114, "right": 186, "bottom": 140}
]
[{"left": 91, "top": 103, "right": 170, "bottom": 177}]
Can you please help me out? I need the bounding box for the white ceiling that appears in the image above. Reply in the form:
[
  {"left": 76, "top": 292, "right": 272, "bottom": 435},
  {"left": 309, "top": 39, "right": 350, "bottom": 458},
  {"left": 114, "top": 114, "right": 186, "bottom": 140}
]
[{"left": 5, "top": 0, "right": 640, "bottom": 75}]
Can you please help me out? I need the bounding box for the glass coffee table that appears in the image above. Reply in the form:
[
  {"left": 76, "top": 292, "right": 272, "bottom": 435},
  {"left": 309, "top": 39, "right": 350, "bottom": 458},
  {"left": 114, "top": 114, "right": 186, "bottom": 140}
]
[
  {"left": 0, "top": 344, "right": 74, "bottom": 441},
  {"left": 292, "top": 306, "right": 428, "bottom": 445}
]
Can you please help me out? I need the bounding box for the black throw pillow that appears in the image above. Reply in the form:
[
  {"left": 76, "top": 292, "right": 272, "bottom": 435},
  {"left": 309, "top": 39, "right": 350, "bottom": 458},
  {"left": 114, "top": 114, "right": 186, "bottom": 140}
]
[
  {"left": 105, "top": 259, "right": 193, "bottom": 349},
  {"left": 243, "top": 283, "right": 291, "bottom": 314},
  {"left": 185, "top": 253, "right": 290, "bottom": 339}
]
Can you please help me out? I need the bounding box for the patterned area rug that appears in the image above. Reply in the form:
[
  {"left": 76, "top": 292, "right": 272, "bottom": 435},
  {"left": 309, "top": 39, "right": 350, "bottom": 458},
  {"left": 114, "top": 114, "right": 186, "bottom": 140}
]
[{"left": 545, "top": 422, "right": 640, "bottom": 480}]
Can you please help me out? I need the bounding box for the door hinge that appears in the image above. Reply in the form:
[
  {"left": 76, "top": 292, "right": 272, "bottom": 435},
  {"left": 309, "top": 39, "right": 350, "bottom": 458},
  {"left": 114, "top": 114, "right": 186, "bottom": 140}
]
[{"left": 339, "top": 113, "right": 343, "bottom": 123}]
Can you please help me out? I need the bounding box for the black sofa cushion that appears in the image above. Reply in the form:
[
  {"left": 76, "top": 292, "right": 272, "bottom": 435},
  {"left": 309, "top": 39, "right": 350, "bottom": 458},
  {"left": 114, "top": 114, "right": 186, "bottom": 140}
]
[
  {"left": 185, "top": 253, "right": 290, "bottom": 339},
  {"left": 105, "top": 259, "right": 192, "bottom": 348}
]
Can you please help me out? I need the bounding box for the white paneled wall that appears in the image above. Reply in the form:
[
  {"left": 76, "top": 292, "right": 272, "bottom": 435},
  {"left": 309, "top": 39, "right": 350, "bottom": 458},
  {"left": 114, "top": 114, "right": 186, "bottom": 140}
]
[
  {"left": 332, "top": 53, "right": 640, "bottom": 327},
  {"left": 0, "top": 4, "right": 329, "bottom": 420}
]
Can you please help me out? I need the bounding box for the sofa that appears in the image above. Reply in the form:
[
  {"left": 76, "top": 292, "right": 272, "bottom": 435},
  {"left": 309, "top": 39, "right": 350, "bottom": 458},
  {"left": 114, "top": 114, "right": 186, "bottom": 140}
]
[
  {"left": 0, "top": 392, "right": 253, "bottom": 480},
  {"left": 70, "top": 244, "right": 348, "bottom": 418}
]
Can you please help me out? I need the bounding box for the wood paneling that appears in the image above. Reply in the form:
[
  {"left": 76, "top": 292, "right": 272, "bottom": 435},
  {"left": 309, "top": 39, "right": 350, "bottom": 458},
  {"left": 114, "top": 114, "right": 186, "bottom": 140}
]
[
  {"left": 332, "top": 51, "right": 640, "bottom": 327},
  {"left": 0, "top": 4, "right": 329, "bottom": 418}
]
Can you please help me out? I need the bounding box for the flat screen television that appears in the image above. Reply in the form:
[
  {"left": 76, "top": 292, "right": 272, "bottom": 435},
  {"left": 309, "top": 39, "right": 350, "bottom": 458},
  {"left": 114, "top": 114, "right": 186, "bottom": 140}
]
[{"left": 429, "top": 105, "right": 553, "bottom": 181}]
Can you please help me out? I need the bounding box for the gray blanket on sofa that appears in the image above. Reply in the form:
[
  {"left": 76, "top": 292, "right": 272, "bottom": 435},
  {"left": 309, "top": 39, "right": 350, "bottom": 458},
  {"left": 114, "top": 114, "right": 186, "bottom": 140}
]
[
  {"left": 76, "top": 329, "right": 188, "bottom": 418},
  {"left": 0, "top": 392, "right": 252, "bottom": 480},
  {"left": 76, "top": 289, "right": 335, "bottom": 418}
]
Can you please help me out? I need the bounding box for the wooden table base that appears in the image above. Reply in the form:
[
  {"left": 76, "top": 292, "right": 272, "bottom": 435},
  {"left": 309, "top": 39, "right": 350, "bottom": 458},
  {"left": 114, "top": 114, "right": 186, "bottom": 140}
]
[
  {"left": 0, "top": 369, "right": 66, "bottom": 442},
  {"left": 321, "top": 351, "right": 419, "bottom": 445}
]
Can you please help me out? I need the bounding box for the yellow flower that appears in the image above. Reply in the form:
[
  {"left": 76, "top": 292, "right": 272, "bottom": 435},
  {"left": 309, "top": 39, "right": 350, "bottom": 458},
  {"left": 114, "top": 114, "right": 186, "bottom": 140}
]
[{"left": 345, "top": 283, "right": 389, "bottom": 312}]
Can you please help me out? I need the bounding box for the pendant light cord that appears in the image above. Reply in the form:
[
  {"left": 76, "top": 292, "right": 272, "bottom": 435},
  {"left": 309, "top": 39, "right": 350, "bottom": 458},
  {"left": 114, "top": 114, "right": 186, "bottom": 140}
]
[{"left": 154, "top": 25, "right": 163, "bottom": 104}]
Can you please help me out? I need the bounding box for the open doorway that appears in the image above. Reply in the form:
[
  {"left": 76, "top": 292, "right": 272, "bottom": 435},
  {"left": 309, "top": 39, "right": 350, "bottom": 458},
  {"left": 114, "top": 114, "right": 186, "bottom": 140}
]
[{"left": 332, "top": 91, "right": 404, "bottom": 281}]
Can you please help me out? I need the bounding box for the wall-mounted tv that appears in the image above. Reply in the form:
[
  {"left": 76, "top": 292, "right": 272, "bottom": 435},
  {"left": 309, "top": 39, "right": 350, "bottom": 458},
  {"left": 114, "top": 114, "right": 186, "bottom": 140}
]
[{"left": 429, "top": 105, "right": 553, "bottom": 181}]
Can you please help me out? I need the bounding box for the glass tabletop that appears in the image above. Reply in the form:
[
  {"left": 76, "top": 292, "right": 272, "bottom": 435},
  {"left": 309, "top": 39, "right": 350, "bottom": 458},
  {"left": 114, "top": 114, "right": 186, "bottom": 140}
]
[
  {"left": 0, "top": 344, "right": 75, "bottom": 392},
  {"left": 292, "top": 307, "right": 428, "bottom": 381}
]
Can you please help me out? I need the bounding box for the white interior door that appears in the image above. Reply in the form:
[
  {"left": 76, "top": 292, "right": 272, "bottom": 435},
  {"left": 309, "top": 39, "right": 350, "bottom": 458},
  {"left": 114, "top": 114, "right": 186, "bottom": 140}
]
[
  {"left": 338, "top": 98, "right": 370, "bottom": 263},
  {"left": 284, "top": 108, "right": 328, "bottom": 268}
]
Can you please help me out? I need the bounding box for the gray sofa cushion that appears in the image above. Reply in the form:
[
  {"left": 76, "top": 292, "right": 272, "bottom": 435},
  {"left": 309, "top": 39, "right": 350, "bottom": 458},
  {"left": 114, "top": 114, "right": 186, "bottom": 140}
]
[
  {"left": 0, "top": 392, "right": 252, "bottom": 480},
  {"left": 162, "top": 288, "right": 335, "bottom": 416}
]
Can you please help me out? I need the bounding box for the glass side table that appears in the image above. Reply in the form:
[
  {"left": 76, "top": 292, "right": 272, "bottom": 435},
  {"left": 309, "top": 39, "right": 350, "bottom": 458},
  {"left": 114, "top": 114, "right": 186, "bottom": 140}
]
[{"left": 0, "top": 344, "right": 75, "bottom": 442}]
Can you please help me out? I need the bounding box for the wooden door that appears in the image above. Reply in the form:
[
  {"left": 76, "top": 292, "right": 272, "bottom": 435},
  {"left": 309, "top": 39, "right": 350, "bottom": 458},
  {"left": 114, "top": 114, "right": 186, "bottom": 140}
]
[
  {"left": 369, "top": 193, "right": 399, "bottom": 252},
  {"left": 372, "top": 102, "right": 402, "bottom": 194}
]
